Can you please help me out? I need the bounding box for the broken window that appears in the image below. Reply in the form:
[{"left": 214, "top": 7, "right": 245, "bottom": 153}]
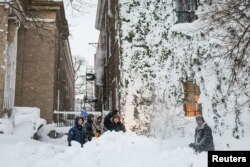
[
  {"left": 176, "top": 0, "right": 198, "bottom": 23},
  {"left": 182, "top": 81, "right": 202, "bottom": 117}
]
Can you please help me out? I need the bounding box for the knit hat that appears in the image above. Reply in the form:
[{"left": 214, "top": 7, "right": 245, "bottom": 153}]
[{"left": 195, "top": 115, "right": 204, "bottom": 122}]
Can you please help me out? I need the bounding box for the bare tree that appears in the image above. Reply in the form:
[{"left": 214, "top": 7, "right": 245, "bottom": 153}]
[
  {"left": 74, "top": 56, "right": 86, "bottom": 95},
  {"left": 64, "top": 0, "right": 96, "bottom": 15},
  {"left": 201, "top": 0, "right": 250, "bottom": 93},
  {"left": 200, "top": 0, "right": 249, "bottom": 138}
]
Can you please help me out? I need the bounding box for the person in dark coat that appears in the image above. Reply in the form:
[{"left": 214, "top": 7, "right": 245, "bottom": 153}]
[
  {"left": 104, "top": 110, "right": 126, "bottom": 132},
  {"left": 111, "top": 115, "right": 126, "bottom": 132},
  {"left": 189, "top": 115, "right": 215, "bottom": 153},
  {"left": 84, "top": 114, "right": 95, "bottom": 141},
  {"left": 104, "top": 110, "right": 118, "bottom": 131},
  {"left": 67, "top": 116, "right": 87, "bottom": 147}
]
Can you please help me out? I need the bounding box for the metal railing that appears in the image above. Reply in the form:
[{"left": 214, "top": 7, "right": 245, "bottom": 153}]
[
  {"left": 53, "top": 111, "right": 81, "bottom": 127},
  {"left": 53, "top": 110, "right": 102, "bottom": 127}
]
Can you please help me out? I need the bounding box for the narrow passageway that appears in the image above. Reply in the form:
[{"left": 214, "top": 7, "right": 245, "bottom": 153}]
[{"left": 0, "top": 1, "right": 249, "bottom": 167}]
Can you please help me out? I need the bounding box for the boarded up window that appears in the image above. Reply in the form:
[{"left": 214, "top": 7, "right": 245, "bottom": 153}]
[{"left": 182, "top": 81, "right": 202, "bottom": 116}]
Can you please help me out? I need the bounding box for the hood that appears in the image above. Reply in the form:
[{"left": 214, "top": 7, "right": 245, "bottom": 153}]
[
  {"left": 75, "top": 116, "right": 84, "bottom": 126},
  {"left": 112, "top": 115, "right": 121, "bottom": 123},
  {"left": 87, "top": 114, "right": 94, "bottom": 123}
]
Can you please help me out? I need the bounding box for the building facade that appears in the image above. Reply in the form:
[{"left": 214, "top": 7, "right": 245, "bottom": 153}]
[
  {"left": 0, "top": 0, "right": 74, "bottom": 123},
  {"left": 95, "top": 0, "right": 120, "bottom": 112}
]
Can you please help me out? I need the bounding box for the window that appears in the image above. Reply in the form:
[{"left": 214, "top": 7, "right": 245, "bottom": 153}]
[
  {"left": 182, "top": 81, "right": 202, "bottom": 116},
  {"left": 176, "top": 0, "right": 198, "bottom": 23}
]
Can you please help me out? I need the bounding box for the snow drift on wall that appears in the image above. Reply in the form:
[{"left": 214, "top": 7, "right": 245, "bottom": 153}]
[{"left": 118, "top": 0, "right": 250, "bottom": 140}]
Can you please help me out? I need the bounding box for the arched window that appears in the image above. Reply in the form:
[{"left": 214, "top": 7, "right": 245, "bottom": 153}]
[
  {"left": 182, "top": 81, "right": 202, "bottom": 116},
  {"left": 176, "top": 0, "right": 198, "bottom": 23}
]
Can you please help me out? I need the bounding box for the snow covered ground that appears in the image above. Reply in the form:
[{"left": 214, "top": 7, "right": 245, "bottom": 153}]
[
  {"left": 1, "top": 128, "right": 250, "bottom": 167},
  {"left": 0, "top": 132, "right": 206, "bottom": 167}
]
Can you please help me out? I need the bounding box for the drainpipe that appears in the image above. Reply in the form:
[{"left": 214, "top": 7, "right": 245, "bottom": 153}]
[{"left": 57, "top": 69, "right": 60, "bottom": 111}]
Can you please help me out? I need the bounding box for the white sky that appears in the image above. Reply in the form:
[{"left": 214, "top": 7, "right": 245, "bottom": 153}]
[{"left": 65, "top": 0, "right": 99, "bottom": 66}]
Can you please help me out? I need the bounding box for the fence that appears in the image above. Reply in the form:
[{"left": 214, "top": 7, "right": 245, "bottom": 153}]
[{"left": 53, "top": 111, "right": 102, "bottom": 127}]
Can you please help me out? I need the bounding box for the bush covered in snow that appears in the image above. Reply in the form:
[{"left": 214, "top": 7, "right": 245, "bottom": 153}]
[{"left": 117, "top": 0, "right": 250, "bottom": 140}]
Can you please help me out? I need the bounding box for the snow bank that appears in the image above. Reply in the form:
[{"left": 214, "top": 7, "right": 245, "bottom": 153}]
[
  {"left": 0, "top": 134, "right": 65, "bottom": 167},
  {"left": 11, "top": 107, "right": 46, "bottom": 138},
  {"left": 1, "top": 131, "right": 250, "bottom": 167},
  {"left": 0, "top": 132, "right": 206, "bottom": 167},
  {"left": 0, "top": 114, "right": 13, "bottom": 134}
]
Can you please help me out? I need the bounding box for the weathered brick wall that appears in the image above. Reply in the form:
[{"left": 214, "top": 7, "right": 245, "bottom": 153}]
[
  {"left": 15, "top": 11, "right": 58, "bottom": 123},
  {"left": 54, "top": 9, "right": 75, "bottom": 113},
  {"left": 102, "top": 0, "right": 120, "bottom": 111},
  {"left": 1, "top": 1, "right": 74, "bottom": 123}
]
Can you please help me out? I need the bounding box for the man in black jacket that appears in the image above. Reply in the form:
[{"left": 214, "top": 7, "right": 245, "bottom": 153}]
[
  {"left": 189, "top": 115, "right": 215, "bottom": 153},
  {"left": 84, "top": 114, "right": 95, "bottom": 141},
  {"left": 104, "top": 110, "right": 126, "bottom": 132},
  {"left": 67, "top": 116, "right": 87, "bottom": 147}
]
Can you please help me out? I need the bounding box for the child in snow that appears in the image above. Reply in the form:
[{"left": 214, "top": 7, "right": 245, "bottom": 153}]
[
  {"left": 67, "top": 116, "right": 87, "bottom": 147},
  {"left": 92, "top": 116, "right": 104, "bottom": 137},
  {"left": 84, "top": 114, "right": 95, "bottom": 141},
  {"left": 189, "top": 115, "right": 215, "bottom": 153},
  {"left": 104, "top": 110, "right": 126, "bottom": 132}
]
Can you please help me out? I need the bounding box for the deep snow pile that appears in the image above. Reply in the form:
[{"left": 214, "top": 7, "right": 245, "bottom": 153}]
[
  {"left": 0, "top": 107, "right": 46, "bottom": 138},
  {"left": 0, "top": 132, "right": 207, "bottom": 167},
  {"left": 117, "top": 0, "right": 250, "bottom": 139},
  {"left": 1, "top": 131, "right": 250, "bottom": 167}
]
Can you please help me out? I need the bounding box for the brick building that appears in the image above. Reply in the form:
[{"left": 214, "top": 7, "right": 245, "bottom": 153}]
[
  {"left": 0, "top": 0, "right": 74, "bottom": 123},
  {"left": 95, "top": 0, "right": 202, "bottom": 117},
  {"left": 95, "top": 0, "right": 120, "bottom": 111}
]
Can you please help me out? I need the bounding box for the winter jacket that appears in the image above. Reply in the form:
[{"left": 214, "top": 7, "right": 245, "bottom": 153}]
[
  {"left": 104, "top": 112, "right": 126, "bottom": 132},
  {"left": 67, "top": 117, "right": 87, "bottom": 147},
  {"left": 194, "top": 123, "right": 215, "bottom": 152},
  {"left": 84, "top": 114, "right": 95, "bottom": 141},
  {"left": 111, "top": 122, "right": 126, "bottom": 132},
  {"left": 104, "top": 111, "right": 118, "bottom": 131}
]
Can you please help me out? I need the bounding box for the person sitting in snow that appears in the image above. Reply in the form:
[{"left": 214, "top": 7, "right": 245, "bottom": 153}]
[
  {"left": 189, "top": 115, "right": 215, "bottom": 153},
  {"left": 84, "top": 114, "right": 95, "bottom": 141},
  {"left": 92, "top": 116, "right": 104, "bottom": 137},
  {"left": 67, "top": 116, "right": 87, "bottom": 147},
  {"left": 104, "top": 110, "right": 126, "bottom": 132}
]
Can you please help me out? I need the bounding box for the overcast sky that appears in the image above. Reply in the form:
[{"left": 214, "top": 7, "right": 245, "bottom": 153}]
[{"left": 65, "top": 0, "right": 99, "bottom": 66}]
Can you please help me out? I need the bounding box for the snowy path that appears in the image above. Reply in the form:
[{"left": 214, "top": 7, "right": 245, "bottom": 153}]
[{"left": 0, "top": 132, "right": 207, "bottom": 167}]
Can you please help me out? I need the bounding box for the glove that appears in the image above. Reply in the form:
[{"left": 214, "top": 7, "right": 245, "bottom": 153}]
[{"left": 189, "top": 143, "right": 195, "bottom": 148}]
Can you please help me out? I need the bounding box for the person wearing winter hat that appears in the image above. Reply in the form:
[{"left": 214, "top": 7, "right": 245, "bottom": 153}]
[
  {"left": 104, "top": 110, "right": 126, "bottom": 132},
  {"left": 111, "top": 114, "right": 126, "bottom": 132},
  {"left": 67, "top": 116, "right": 87, "bottom": 147},
  {"left": 84, "top": 114, "right": 95, "bottom": 141},
  {"left": 104, "top": 110, "right": 119, "bottom": 131},
  {"left": 93, "top": 116, "right": 104, "bottom": 137},
  {"left": 189, "top": 115, "right": 215, "bottom": 153}
]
